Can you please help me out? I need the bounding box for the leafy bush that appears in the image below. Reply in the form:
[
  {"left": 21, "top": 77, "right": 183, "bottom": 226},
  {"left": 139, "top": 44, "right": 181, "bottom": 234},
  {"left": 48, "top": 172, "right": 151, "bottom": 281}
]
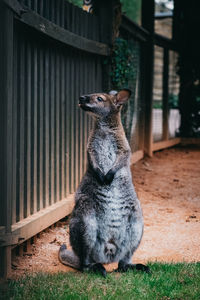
[{"left": 109, "top": 37, "right": 135, "bottom": 90}]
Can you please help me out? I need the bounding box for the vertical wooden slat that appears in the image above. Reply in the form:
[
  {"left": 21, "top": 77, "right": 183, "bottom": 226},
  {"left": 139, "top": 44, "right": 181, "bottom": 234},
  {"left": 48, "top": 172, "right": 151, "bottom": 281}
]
[
  {"left": 24, "top": 39, "right": 31, "bottom": 218},
  {"left": 82, "top": 55, "right": 87, "bottom": 173},
  {"left": 65, "top": 51, "right": 70, "bottom": 196},
  {"left": 142, "top": 0, "right": 155, "bottom": 157},
  {"left": 19, "top": 38, "right": 25, "bottom": 221},
  {"left": 38, "top": 47, "right": 44, "bottom": 210},
  {"left": 60, "top": 51, "right": 65, "bottom": 199},
  {"left": 85, "top": 54, "right": 90, "bottom": 162},
  {"left": 37, "top": 0, "right": 42, "bottom": 15},
  {"left": 76, "top": 54, "right": 80, "bottom": 185},
  {"left": 12, "top": 27, "right": 17, "bottom": 225},
  {"left": 0, "top": 3, "right": 14, "bottom": 278},
  {"left": 69, "top": 51, "right": 74, "bottom": 194},
  {"left": 138, "top": 42, "right": 146, "bottom": 152},
  {"left": 55, "top": 0, "right": 60, "bottom": 26},
  {"left": 79, "top": 8, "right": 84, "bottom": 37},
  {"left": 44, "top": 47, "right": 50, "bottom": 207},
  {"left": 26, "top": 0, "right": 31, "bottom": 9},
  {"left": 71, "top": 4, "right": 75, "bottom": 34},
  {"left": 43, "top": 0, "right": 49, "bottom": 20},
  {"left": 31, "top": 44, "right": 38, "bottom": 215},
  {"left": 49, "top": 0, "right": 55, "bottom": 23},
  {"left": 55, "top": 53, "right": 60, "bottom": 202},
  {"left": 24, "top": 39, "right": 28, "bottom": 219},
  {"left": 65, "top": 1, "right": 71, "bottom": 31},
  {"left": 50, "top": 49, "right": 55, "bottom": 204},
  {"left": 32, "top": 0, "right": 37, "bottom": 11},
  {"left": 162, "top": 47, "right": 169, "bottom": 141},
  {"left": 79, "top": 54, "right": 83, "bottom": 181},
  {"left": 89, "top": 57, "right": 95, "bottom": 131},
  {"left": 60, "top": 0, "right": 65, "bottom": 28},
  {"left": 74, "top": 53, "right": 79, "bottom": 190}
]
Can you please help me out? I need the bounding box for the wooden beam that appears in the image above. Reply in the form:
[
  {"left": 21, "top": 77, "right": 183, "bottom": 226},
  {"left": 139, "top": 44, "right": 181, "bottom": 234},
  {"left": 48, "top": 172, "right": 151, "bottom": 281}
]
[
  {"left": 93, "top": 0, "right": 116, "bottom": 45},
  {"left": 15, "top": 8, "right": 110, "bottom": 56},
  {"left": 152, "top": 138, "right": 181, "bottom": 152},
  {"left": 142, "top": 0, "right": 155, "bottom": 157},
  {"left": 154, "top": 33, "right": 177, "bottom": 51},
  {"left": 162, "top": 48, "right": 169, "bottom": 141},
  {"left": 180, "top": 138, "right": 200, "bottom": 146},
  {"left": 131, "top": 150, "right": 144, "bottom": 165},
  {"left": 120, "top": 15, "right": 149, "bottom": 42},
  {"left": 0, "top": 247, "right": 12, "bottom": 279},
  {"left": 0, "top": 195, "right": 74, "bottom": 247},
  {"left": 2, "top": 0, "right": 22, "bottom": 16}
]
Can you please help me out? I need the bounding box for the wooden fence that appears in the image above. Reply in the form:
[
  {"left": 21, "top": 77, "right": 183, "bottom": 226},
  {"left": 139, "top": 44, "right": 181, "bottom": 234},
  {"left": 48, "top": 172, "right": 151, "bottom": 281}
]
[
  {"left": 0, "top": 0, "right": 181, "bottom": 277},
  {"left": 0, "top": 0, "right": 109, "bottom": 277}
]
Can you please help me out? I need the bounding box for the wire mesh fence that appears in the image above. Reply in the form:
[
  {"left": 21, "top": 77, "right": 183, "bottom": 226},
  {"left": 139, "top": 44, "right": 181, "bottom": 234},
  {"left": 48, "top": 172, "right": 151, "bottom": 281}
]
[
  {"left": 121, "top": 39, "right": 141, "bottom": 152},
  {"left": 168, "top": 50, "right": 180, "bottom": 138},
  {"left": 153, "top": 45, "right": 164, "bottom": 142}
]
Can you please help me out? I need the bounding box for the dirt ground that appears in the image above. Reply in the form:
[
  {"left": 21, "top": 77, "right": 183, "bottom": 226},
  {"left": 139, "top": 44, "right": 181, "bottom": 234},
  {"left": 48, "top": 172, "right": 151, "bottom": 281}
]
[{"left": 11, "top": 146, "right": 200, "bottom": 278}]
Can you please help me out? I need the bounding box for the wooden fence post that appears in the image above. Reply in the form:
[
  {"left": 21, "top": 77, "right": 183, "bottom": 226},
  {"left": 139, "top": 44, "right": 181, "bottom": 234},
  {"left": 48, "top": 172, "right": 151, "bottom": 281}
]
[
  {"left": 0, "top": 1, "right": 14, "bottom": 278},
  {"left": 162, "top": 48, "right": 169, "bottom": 141},
  {"left": 93, "top": 0, "right": 119, "bottom": 91},
  {"left": 138, "top": 42, "right": 146, "bottom": 152},
  {"left": 142, "top": 0, "right": 155, "bottom": 157}
]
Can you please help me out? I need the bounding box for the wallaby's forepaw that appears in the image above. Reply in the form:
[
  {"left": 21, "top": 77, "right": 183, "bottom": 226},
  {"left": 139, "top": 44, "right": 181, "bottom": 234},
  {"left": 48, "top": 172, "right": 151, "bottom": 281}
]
[
  {"left": 91, "top": 166, "right": 115, "bottom": 185},
  {"left": 60, "top": 244, "right": 67, "bottom": 251},
  {"left": 116, "top": 261, "right": 150, "bottom": 274},
  {"left": 92, "top": 167, "right": 105, "bottom": 185},
  {"left": 83, "top": 263, "right": 107, "bottom": 278},
  {"left": 105, "top": 169, "right": 115, "bottom": 184}
]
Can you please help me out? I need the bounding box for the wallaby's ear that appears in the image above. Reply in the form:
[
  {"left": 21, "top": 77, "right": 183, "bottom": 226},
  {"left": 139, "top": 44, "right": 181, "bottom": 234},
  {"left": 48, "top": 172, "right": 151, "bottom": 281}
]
[
  {"left": 115, "top": 89, "right": 131, "bottom": 106},
  {"left": 109, "top": 90, "right": 118, "bottom": 96}
]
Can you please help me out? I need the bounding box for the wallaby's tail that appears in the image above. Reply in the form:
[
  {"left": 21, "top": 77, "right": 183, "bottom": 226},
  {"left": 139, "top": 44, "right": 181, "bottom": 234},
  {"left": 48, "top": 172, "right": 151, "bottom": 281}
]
[{"left": 58, "top": 244, "right": 80, "bottom": 270}]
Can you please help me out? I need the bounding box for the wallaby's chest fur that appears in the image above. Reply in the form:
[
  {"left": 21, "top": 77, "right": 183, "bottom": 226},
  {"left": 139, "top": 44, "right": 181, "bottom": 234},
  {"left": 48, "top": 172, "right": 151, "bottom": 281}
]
[{"left": 88, "top": 128, "right": 117, "bottom": 174}]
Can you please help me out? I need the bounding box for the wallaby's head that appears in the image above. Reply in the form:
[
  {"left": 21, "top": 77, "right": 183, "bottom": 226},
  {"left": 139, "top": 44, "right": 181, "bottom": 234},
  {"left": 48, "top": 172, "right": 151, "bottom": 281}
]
[{"left": 79, "top": 89, "right": 131, "bottom": 118}]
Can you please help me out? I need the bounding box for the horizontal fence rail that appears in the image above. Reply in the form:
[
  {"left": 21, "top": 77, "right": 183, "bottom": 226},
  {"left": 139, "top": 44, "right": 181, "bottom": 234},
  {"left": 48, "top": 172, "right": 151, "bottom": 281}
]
[
  {"left": 3, "top": 0, "right": 110, "bottom": 56},
  {"left": 5, "top": 0, "right": 101, "bottom": 41}
]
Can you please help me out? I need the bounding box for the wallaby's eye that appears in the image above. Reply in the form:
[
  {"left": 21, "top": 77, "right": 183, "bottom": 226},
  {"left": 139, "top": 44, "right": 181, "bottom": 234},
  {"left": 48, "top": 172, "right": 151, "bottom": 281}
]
[{"left": 97, "top": 96, "right": 103, "bottom": 102}]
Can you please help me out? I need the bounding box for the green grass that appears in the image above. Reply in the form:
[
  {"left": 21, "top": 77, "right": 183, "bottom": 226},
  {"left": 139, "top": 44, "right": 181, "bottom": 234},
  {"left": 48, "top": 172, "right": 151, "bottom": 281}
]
[{"left": 1, "top": 263, "right": 200, "bottom": 300}]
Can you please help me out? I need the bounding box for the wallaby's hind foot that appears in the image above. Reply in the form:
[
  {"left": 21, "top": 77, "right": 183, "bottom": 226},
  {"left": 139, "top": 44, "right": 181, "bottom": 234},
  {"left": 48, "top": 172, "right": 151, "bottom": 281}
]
[
  {"left": 58, "top": 244, "right": 80, "bottom": 270},
  {"left": 83, "top": 263, "right": 107, "bottom": 278},
  {"left": 59, "top": 245, "right": 107, "bottom": 277},
  {"left": 116, "top": 261, "right": 150, "bottom": 274}
]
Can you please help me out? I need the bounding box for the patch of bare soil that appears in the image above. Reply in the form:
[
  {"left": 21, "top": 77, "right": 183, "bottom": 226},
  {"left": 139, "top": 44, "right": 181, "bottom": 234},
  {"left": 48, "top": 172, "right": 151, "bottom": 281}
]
[{"left": 11, "top": 146, "right": 200, "bottom": 278}]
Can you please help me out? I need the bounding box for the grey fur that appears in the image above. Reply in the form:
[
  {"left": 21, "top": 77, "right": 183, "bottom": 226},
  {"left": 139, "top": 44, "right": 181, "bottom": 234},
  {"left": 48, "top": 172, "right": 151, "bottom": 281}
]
[{"left": 59, "top": 90, "right": 146, "bottom": 276}]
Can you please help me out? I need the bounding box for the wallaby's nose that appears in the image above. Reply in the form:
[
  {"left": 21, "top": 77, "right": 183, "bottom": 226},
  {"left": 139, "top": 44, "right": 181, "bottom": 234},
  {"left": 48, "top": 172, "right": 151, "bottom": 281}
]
[{"left": 79, "top": 95, "right": 90, "bottom": 104}]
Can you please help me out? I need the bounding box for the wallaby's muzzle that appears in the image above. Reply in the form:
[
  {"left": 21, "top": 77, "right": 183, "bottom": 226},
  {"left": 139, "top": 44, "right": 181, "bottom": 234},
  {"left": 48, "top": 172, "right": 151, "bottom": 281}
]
[{"left": 79, "top": 95, "right": 90, "bottom": 105}]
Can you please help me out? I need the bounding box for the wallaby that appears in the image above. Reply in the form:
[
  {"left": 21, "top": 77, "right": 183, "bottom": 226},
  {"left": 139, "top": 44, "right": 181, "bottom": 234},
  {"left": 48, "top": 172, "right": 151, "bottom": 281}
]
[{"left": 59, "top": 89, "right": 149, "bottom": 277}]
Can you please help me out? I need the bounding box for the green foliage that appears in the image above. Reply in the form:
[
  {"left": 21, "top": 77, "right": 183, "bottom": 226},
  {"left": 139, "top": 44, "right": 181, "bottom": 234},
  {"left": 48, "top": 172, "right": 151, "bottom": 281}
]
[
  {"left": 120, "top": 0, "right": 142, "bottom": 23},
  {"left": 2, "top": 263, "right": 200, "bottom": 300},
  {"left": 67, "top": 0, "right": 82, "bottom": 8},
  {"left": 169, "top": 94, "right": 179, "bottom": 108},
  {"left": 153, "top": 94, "right": 179, "bottom": 109},
  {"left": 190, "top": 94, "right": 200, "bottom": 137},
  {"left": 153, "top": 101, "right": 163, "bottom": 109},
  {"left": 105, "top": 37, "right": 140, "bottom": 142},
  {"left": 109, "top": 38, "right": 135, "bottom": 90}
]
